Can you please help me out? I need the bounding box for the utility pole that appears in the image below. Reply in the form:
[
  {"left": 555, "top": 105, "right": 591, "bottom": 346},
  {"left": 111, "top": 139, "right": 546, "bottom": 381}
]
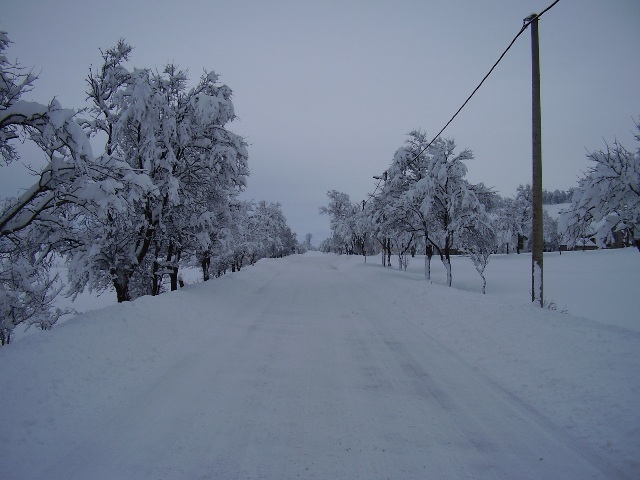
[{"left": 527, "top": 13, "right": 544, "bottom": 307}]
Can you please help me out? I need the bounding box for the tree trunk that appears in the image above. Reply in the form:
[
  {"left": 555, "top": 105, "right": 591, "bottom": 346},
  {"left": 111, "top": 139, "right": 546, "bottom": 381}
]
[
  {"left": 422, "top": 224, "right": 432, "bottom": 282},
  {"left": 386, "top": 238, "right": 391, "bottom": 267},
  {"left": 170, "top": 269, "right": 178, "bottom": 291},
  {"left": 443, "top": 257, "right": 452, "bottom": 287},
  {"left": 517, "top": 233, "right": 527, "bottom": 254},
  {"left": 152, "top": 241, "right": 162, "bottom": 296},
  {"left": 379, "top": 238, "right": 387, "bottom": 267},
  {"left": 424, "top": 243, "right": 432, "bottom": 281},
  {"left": 169, "top": 248, "right": 181, "bottom": 291},
  {"left": 0, "top": 329, "right": 12, "bottom": 346},
  {"left": 201, "top": 255, "right": 210, "bottom": 281},
  {"left": 443, "top": 239, "right": 452, "bottom": 287},
  {"left": 112, "top": 272, "right": 131, "bottom": 303}
]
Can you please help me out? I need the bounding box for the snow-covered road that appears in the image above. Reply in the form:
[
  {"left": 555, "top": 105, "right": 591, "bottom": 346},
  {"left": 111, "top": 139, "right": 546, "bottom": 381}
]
[{"left": 2, "top": 253, "right": 632, "bottom": 479}]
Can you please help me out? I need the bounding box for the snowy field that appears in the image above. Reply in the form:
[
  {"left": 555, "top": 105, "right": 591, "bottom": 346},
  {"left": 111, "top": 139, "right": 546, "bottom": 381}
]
[{"left": 1, "top": 248, "right": 638, "bottom": 479}]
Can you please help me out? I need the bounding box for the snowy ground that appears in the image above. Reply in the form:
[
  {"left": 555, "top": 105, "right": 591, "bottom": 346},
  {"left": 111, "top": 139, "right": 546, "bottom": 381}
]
[{"left": 1, "top": 248, "right": 638, "bottom": 479}]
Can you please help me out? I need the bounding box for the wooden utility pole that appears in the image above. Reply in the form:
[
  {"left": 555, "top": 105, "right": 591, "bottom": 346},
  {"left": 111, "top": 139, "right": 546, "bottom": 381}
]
[{"left": 528, "top": 13, "right": 544, "bottom": 307}]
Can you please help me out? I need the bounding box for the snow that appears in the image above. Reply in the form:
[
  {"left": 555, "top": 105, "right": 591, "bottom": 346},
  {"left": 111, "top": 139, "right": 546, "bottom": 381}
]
[
  {"left": 0, "top": 99, "right": 49, "bottom": 121},
  {"left": 543, "top": 202, "right": 570, "bottom": 220},
  {"left": 1, "top": 248, "right": 638, "bottom": 479}
]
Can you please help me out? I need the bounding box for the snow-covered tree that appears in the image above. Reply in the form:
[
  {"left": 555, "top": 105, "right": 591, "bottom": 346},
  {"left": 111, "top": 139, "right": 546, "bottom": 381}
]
[
  {"left": 353, "top": 201, "right": 379, "bottom": 259},
  {"left": 150, "top": 65, "right": 248, "bottom": 291},
  {"left": 542, "top": 209, "right": 561, "bottom": 252},
  {"left": 365, "top": 192, "right": 396, "bottom": 266},
  {"left": 252, "top": 201, "right": 297, "bottom": 258},
  {"left": 561, "top": 120, "right": 640, "bottom": 251},
  {"left": 383, "top": 131, "right": 493, "bottom": 286},
  {"left": 460, "top": 225, "right": 498, "bottom": 294},
  {"left": 0, "top": 32, "right": 119, "bottom": 343},
  {"left": 0, "top": 226, "right": 70, "bottom": 345},
  {"left": 493, "top": 197, "right": 519, "bottom": 254},
  {"left": 319, "top": 190, "right": 359, "bottom": 254},
  {"left": 374, "top": 131, "right": 436, "bottom": 275},
  {"left": 67, "top": 41, "right": 248, "bottom": 302},
  {"left": 392, "top": 231, "right": 415, "bottom": 271},
  {"left": 512, "top": 184, "right": 533, "bottom": 253},
  {"left": 65, "top": 44, "right": 162, "bottom": 302},
  {"left": 493, "top": 185, "right": 563, "bottom": 254},
  {"left": 542, "top": 188, "right": 574, "bottom": 205},
  {"left": 302, "top": 233, "right": 313, "bottom": 252}
]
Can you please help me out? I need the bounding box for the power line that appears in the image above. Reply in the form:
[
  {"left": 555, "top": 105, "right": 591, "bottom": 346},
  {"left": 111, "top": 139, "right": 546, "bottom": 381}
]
[
  {"left": 382, "top": 0, "right": 562, "bottom": 177},
  {"left": 364, "top": 0, "right": 561, "bottom": 205}
]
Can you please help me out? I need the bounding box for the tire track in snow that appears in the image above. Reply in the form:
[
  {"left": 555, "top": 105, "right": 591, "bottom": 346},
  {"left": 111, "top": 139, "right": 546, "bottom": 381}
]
[
  {"left": 38, "top": 269, "right": 310, "bottom": 480},
  {"left": 346, "top": 269, "right": 629, "bottom": 480},
  {"left": 18, "top": 254, "right": 630, "bottom": 479}
]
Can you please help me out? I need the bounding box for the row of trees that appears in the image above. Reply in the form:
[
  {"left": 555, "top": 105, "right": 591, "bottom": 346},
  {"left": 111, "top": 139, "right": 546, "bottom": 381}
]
[
  {"left": 0, "top": 35, "right": 297, "bottom": 345},
  {"left": 320, "top": 130, "right": 498, "bottom": 291},
  {"left": 321, "top": 121, "right": 640, "bottom": 292},
  {"left": 542, "top": 188, "right": 574, "bottom": 205}
]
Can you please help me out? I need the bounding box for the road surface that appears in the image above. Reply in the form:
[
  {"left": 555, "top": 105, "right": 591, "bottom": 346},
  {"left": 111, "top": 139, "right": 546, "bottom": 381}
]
[{"left": 5, "top": 254, "right": 624, "bottom": 479}]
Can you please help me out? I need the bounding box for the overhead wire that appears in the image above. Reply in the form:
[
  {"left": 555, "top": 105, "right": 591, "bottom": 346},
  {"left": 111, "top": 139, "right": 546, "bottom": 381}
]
[{"left": 365, "top": 0, "right": 561, "bottom": 204}]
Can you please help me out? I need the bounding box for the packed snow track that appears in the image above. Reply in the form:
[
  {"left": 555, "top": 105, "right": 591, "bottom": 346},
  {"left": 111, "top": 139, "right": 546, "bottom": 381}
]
[{"left": 1, "top": 253, "right": 631, "bottom": 479}]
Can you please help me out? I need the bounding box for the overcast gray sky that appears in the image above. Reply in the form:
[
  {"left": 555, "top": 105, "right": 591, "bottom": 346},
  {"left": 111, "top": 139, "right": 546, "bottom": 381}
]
[{"left": 2, "top": 0, "right": 639, "bottom": 242}]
